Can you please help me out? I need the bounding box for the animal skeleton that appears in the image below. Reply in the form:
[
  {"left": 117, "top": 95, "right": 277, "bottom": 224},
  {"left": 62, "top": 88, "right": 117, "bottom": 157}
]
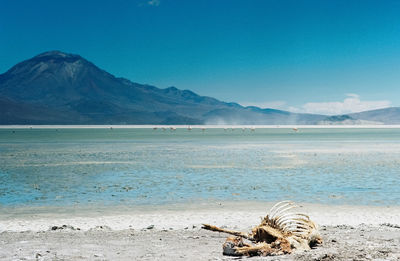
[{"left": 202, "top": 201, "right": 322, "bottom": 257}]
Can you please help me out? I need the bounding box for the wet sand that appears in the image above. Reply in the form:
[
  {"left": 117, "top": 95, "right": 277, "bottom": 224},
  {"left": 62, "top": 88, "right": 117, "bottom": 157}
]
[{"left": 1, "top": 202, "right": 400, "bottom": 260}]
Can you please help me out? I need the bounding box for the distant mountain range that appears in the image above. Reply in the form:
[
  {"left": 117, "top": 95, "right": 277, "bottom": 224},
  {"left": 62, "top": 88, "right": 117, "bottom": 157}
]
[{"left": 0, "top": 51, "right": 398, "bottom": 125}]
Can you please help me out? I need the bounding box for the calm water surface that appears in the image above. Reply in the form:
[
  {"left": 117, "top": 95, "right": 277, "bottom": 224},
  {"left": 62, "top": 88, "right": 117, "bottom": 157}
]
[{"left": 0, "top": 128, "right": 399, "bottom": 206}]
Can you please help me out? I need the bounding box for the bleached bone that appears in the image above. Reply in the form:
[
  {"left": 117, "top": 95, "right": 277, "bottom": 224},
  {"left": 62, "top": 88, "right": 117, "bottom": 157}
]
[
  {"left": 276, "top": 213, "right": 308, "bottom": 226},
  {"left": 269, "top": 203, "right": 295, "bottom": 218},
  {"left": 202, "top": 200, "right": 322, "bottom": 257},
  {"left": 269, "top": 201, "right": 293, "bottom": 217},
  {"left": 270, "top": 205, "right": 298, "bottom": 220},
  {"left": 279, "top": 216, "right": 311, "bottom": 227}
]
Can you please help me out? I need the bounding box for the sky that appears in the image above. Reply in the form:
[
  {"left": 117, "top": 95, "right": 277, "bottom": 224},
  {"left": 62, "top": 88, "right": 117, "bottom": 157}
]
[{"left": 1, "top": 0, "right": 400, "bottom": 115}]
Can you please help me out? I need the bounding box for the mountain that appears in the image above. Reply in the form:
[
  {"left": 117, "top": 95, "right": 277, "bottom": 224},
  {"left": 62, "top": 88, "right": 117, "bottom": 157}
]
[
  {"left": 0, "top": 51, "right": 397, "bottom": 125},
  {"left": 0, "top": 51, "right": 327, "bottom": 125},
  {"left": 346, "top": 107, "right": 400, "bottom": 124}
]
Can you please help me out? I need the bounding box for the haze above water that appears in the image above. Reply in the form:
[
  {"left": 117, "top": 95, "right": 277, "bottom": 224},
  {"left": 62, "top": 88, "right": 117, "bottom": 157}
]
[{"left": 0, "top": 128, "right": 399, "bottom": 207}]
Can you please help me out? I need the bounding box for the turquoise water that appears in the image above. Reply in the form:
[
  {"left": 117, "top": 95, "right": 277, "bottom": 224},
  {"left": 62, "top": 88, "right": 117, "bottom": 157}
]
[{"left": 0, "top": 128, "right": 399, "bottom": 206}]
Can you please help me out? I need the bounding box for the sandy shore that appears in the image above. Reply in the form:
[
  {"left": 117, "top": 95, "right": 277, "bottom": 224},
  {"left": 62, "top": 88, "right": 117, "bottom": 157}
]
[{"left": 1, "top": 202, "right": 400, "bottom": 260}]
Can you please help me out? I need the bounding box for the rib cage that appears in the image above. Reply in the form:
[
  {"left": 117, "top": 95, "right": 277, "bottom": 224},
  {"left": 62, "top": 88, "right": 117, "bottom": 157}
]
[
  {"left": 265, "top": 201, "right": 315, "bottom": 238},
  {"left": 202, "top": 200, "right": 322, "bottom": 257}
]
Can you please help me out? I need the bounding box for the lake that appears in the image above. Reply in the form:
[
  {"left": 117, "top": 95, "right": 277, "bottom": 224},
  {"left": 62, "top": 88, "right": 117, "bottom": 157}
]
[{"left": 1, "top": 127, "right": 399, "bottom": 207}]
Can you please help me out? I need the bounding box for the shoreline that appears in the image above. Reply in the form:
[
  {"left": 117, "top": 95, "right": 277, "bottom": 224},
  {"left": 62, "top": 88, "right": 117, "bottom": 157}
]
[
  {"left": 1, "top": 201, "right": 400, "bottom": 260},
  {"left": 2, "top": 124, "right": 400, "bottom": 129},
  {"left": 1, "top": 201, "right": 399, "bottom": 232}
]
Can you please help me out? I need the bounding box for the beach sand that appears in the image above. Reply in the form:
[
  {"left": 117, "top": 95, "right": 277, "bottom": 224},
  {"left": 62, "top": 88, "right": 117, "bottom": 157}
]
[{"left": 1, "top": 202, "right": 400, "bottom": 260}]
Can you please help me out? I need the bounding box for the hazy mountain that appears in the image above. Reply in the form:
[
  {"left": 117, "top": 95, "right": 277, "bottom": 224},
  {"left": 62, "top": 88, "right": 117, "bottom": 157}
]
[
  {"left": 346, "top": 107, "right": 400, "bottom": 124},
  {"left": 0, "top": 51, "right": 397, "bottom": 125}
]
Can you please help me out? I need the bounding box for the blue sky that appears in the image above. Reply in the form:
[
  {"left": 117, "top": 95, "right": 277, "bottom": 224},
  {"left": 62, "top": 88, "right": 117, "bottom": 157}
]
[{"left": 1, "top": 0, "right": 400, "bottom": 114}]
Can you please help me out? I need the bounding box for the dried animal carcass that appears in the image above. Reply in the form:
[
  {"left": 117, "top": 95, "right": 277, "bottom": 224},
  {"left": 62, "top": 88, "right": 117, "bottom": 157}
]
[{"left": 202, "top": 201, "right": 322, "bottom": 257}]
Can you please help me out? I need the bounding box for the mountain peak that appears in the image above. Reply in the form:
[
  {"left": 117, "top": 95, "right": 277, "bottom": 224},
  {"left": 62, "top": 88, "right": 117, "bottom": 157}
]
[
  {"left": 0, "top": 50, "right": 91, "bottom": 87},
  {"left": 30, "top": 51, "right": 84, "bottom": 65},
  {"left": 0, "top": 50, "right": 104, "bottom": 106},
  {"left": 35, "top": 50, "right": 81, "bottom": 59}
]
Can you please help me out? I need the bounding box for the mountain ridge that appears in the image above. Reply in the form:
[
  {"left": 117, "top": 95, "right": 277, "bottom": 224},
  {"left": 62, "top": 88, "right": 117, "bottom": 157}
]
[{"left": 0, "top": 51, "right": 396, "bottom": 125}]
